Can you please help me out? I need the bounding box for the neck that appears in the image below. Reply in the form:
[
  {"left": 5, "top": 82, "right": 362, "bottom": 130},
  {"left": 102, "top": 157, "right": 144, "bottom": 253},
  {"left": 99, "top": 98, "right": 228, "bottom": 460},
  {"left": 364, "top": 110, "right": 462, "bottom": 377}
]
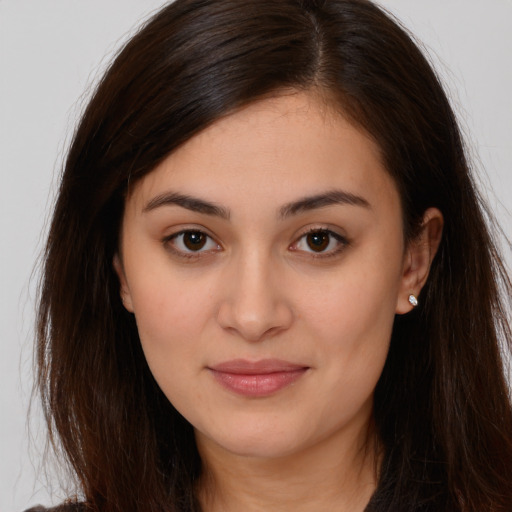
[{"left": 196, "top": 416, "right": 379, "bottom": 512}]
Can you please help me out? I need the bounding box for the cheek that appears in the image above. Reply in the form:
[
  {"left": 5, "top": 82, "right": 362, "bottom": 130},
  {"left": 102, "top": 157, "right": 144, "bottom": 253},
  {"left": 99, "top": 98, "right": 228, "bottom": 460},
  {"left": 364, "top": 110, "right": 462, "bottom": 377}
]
[
  {"left": 130, "top": 283, "right": 210, "bottom": 411},
  {"left": 293, "top": 251, "right": 402, "bottom": 397},
  {"left": 297, "top": 291, "right": 394, "bottom": 433},
  {"left": 126, "top": 267, "right": 215, "bottom": 376},
  {"left": 299, "top": 263, "right": 400, "bottom": 349}
]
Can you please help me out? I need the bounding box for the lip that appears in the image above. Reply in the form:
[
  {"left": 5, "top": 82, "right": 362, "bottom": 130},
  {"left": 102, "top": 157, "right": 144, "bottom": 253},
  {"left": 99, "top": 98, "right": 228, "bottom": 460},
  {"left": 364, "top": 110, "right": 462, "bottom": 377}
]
[{"left": 208, "top": 359, "right": 309, "bottom": 397}]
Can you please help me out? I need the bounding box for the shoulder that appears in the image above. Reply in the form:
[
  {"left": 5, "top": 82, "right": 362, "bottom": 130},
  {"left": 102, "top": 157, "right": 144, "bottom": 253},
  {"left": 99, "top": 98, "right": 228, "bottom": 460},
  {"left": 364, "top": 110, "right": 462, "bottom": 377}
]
[{"left": 24, "top": 504, "right": 86, "bottom": 512}]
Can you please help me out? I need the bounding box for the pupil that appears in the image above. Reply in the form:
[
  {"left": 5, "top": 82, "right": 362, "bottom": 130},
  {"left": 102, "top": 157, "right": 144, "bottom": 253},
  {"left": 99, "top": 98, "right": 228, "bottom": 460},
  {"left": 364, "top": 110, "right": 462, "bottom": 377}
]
[
  {"left": 307, "top": 232, "right": 329, "bottom": 252},
  {"left": 184, "top": 231, "right": 206, "bottom": 251}
]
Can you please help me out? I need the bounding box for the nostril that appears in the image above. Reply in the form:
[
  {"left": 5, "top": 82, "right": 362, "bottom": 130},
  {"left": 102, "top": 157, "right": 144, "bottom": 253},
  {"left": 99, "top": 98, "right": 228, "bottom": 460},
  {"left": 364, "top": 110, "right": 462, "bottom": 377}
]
[{"left": 215, "top": 298, "right": 294, "bottom": 342}]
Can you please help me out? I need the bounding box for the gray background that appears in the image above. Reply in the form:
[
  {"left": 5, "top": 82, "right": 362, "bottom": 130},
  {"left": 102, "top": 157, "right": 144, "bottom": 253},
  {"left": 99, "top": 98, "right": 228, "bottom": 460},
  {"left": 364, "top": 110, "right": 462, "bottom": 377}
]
[{"left": 1, "top": 1, "right": 511, "bottom": 509}]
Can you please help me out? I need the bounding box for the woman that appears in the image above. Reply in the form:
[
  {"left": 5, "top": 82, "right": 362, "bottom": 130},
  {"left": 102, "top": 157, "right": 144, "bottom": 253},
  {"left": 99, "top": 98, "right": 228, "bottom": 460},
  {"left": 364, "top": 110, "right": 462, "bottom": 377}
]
[{"left": 31, "top": 0, "right": 512, "bottom": 510}]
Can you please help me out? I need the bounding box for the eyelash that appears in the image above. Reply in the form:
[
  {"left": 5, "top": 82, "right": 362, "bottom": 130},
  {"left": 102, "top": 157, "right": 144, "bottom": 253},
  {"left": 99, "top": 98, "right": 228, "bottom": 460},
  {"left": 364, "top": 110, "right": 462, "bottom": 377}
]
[
  {"left": 290, "top": 227, "right": 349, "bottom": 259},
  {"left": 162, "top": 227, "right": 349, "bottom": 261},
  {"left": 163, "top": 230, "right": 221, "bottom": 260}
]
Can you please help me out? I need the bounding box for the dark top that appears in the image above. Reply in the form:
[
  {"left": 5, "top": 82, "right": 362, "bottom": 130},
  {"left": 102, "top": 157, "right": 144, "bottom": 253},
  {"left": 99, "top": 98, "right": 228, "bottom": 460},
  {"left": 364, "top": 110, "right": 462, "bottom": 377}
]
[{"left": 24, "top": 506, "right": 85, "bottom": 512}]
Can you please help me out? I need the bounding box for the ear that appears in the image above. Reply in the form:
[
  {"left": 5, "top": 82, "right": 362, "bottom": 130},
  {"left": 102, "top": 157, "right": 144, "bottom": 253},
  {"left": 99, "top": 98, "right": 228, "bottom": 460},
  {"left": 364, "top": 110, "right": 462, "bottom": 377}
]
[
  {"left": 113, "top": 254, "right": 134, "bottom": 313},
  {"left": 396, "top": 207, "right": 443, "bottom": 314}
]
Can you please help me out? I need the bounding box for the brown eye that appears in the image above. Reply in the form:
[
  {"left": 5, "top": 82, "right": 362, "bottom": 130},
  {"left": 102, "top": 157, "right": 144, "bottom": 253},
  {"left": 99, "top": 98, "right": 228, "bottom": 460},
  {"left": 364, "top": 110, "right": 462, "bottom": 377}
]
[
  {"left": 167, "top": 230, "right": 220, "bottom": 256},
  {"left": 292, "top": 229, "right": 348, "bottom": 257},
  {"left": 183, "top": 231, "right": 207, "bottom": 251},
  {"left": 306, "top": 232, "right": 330, "bottom": 252}
]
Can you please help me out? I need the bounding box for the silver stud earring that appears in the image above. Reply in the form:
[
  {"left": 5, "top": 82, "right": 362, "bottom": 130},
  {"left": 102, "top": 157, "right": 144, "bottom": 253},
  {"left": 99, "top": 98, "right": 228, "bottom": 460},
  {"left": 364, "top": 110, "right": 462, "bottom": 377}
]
[{"left": 408, "top": 294, "right": 418, "bottom": 307}]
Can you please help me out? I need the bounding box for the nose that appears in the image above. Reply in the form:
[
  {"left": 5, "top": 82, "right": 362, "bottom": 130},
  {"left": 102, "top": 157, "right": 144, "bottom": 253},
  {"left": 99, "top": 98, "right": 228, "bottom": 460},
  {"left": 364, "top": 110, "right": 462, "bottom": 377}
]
[{"left": 215, "top": 249, "right": 294, "bottom": 342}]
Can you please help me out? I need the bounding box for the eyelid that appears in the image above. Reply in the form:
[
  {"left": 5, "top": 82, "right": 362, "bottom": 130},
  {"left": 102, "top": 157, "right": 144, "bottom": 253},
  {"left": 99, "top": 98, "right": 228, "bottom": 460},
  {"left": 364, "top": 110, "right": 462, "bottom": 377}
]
[
  {"left": 161, "top": 224, "right": 349, "bottom": 260},
  {"left": 289, "top": 226, "right": 349, "bottom": 258},
  {"left": 162, "top": 226, "right": 222, "bottom": 259}
]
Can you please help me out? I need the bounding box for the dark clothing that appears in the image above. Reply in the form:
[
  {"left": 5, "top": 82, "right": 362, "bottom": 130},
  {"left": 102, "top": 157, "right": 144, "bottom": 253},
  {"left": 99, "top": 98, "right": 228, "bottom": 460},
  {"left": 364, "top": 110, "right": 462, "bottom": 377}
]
[{"left": 25, "top": 505, "right": 85, "bottom": 512}]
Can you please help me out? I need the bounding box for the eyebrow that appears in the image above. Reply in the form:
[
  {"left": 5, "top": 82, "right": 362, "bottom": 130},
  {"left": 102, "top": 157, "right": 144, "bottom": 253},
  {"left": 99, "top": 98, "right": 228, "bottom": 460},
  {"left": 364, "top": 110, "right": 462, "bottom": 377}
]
[
  {"left": 143, "top": 189, "right": 370, "bottom": 220},
  {"left": 279, "top": 190, "right": 370, "bottom": 219},
  {"left": 143, "top": 192, "right": 231, "bottom": 219}
]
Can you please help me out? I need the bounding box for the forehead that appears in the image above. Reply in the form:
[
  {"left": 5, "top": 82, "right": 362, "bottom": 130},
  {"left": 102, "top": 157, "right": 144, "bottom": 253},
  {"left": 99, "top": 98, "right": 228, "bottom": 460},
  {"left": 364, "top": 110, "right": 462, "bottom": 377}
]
[{"left": 126, "top": 92, "right": 400, "bottom": 219}]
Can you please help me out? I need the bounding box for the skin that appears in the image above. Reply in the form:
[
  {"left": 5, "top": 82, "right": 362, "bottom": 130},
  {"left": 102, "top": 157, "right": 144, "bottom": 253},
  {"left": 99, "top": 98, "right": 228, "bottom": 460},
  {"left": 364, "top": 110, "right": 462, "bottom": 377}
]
[{"left": 115, "top": 92, "right": 442, "bottom": 511}]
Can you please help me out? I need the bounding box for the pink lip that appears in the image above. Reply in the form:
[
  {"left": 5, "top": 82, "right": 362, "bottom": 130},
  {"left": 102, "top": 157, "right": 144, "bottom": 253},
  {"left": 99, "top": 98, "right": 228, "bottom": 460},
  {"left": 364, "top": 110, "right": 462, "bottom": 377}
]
[{"left": 208, "top": 359, "right": 309, "bottom": 397}]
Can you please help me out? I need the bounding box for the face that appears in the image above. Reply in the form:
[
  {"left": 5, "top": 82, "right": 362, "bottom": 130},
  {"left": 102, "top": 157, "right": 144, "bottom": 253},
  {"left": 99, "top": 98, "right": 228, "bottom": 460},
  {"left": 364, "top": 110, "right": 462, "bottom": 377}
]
[{"left": 115, "top": 92, "right": 418, "bottom": 461}]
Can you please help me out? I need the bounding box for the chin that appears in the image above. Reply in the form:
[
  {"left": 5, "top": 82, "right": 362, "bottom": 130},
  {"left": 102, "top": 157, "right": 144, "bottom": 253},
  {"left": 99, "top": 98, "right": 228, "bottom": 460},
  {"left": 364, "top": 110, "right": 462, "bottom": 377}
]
[
  {"left": 196, "top": 417, "right": 316, "bottom": 460},
  {"left": 222, "top": 437, "right": 305, "bottom": 460}
]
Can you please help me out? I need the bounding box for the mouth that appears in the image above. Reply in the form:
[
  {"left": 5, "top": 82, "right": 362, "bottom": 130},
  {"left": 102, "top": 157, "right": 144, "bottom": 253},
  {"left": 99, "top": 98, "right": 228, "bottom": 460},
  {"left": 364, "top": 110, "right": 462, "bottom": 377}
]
[{"left": 207, "top": 359, "right": 309, "bottom": 397}]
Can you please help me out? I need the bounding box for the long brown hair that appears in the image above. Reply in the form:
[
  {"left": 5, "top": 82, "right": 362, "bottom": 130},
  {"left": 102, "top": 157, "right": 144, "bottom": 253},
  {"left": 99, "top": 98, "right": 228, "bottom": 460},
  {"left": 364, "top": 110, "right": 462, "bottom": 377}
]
[{"left": 37, "top": 0, "right": 512, "bottom": 510}]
